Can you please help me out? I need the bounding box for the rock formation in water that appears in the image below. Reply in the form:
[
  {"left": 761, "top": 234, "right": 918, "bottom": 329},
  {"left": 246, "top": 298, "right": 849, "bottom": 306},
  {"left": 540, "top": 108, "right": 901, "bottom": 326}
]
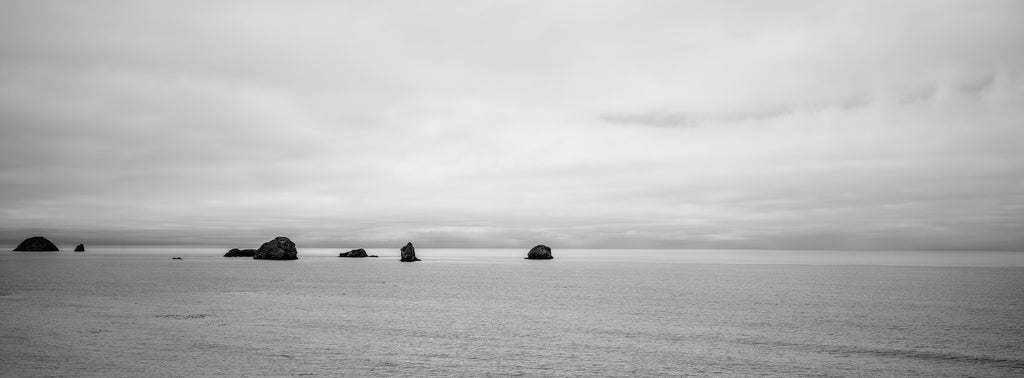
[
  {"left": 13, "top": 236, "right": 59, "bottom": 252},
  {"left": 224, "top": 248, "right": 256, "bottom": 257},
  {"left": 339, "top": 248, "right": 368, "bottom": 257},
  {"left": 400, "top": 242, "right": 420, "bottom": 262},
  {"left": 526, "top": 244, "right": 553, "bottom": 259},
  {"left": 253, "top": 237, "right": 298, "bottom": 260},
  {"left": 74, "top": 244, "right": 86, "bottom": 252}
]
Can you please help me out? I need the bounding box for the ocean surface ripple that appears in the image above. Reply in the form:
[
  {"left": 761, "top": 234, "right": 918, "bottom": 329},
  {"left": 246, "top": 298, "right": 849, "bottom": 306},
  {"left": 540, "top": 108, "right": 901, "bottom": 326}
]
[{"left": 1, "top": 248, "right": 1022, "bottom": 377}]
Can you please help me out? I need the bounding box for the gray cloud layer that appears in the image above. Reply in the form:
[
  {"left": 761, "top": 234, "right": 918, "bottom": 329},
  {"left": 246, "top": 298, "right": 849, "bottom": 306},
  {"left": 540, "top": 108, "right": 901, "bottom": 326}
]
[{"left": 2, "top": 1, "right": 1023, "bottom": 250}]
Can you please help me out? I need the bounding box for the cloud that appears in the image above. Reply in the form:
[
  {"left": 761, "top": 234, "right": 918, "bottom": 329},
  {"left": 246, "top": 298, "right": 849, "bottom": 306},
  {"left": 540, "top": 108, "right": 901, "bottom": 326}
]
[
  {"left": 1, "top": 1, "right": 1023, "bottom": 250},
  {"left": 598, "top": 97, "right": 871, "bottom": 128},
  {"left": 598, "top": 73, "right": 1007, "bottom": 128}
]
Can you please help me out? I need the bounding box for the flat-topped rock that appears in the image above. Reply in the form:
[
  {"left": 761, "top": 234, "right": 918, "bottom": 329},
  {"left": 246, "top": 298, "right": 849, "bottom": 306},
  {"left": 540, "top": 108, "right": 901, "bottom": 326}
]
[
  {"left": 339, "top": 248, "right": 368, "bottom": 257},
  {"left": 74, "top": 244, "right": 85, "bottom": 252},
  {"left": 224, "top": 248, "right": 256, "bottom": 257},
  {"left": 13, "top": 236, "right": 59, "bottom": 252},
  {"left": 254, "top": 237, "right": 298, "bottom": 260},
  {"left": 400, "top": 242, "right": 420, "bottom": 262},
  {"left": 526, "top": 244, "right": 553, "bottom": 260}
]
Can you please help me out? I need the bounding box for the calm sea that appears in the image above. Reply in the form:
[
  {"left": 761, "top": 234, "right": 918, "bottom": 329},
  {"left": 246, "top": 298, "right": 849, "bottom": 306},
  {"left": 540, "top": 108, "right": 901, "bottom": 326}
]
[{"left": 1, "top": 248, "right": 1022, "bottom": 377}]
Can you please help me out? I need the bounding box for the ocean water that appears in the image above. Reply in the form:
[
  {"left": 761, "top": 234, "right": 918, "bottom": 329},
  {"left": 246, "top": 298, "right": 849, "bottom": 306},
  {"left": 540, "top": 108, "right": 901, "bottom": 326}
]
[{"left": 1, "top": 248, "right": 1022, "bottom": 377}]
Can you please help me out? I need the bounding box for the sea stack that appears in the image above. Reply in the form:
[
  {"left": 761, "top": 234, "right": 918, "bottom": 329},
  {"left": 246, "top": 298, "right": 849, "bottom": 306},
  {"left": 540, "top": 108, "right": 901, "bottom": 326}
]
[
  {"left": 400, "top": 242, "right": 420, "bottom": 262},
  {"left": 224, "top": 248, "right": 256, "bottom": 257},
  {"left": 13, "top": 236, "right": 59, "bottom": 252},
  {"left": 74, "top": 244, "right": 86, "bottom": 252},
  {"left": 339, "top": 248, "right": 368, "bottom": 257},
  {"left": 253, "top": 237, "right": 298, "bottom": 260},
  {"left": 526, "top": 245, "right": 553, "bottom": 260}
]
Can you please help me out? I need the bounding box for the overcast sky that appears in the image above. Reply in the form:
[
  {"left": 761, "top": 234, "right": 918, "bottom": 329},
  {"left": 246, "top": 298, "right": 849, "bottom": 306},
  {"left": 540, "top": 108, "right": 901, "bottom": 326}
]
[{"left": 1, "top": 1, "right": 1022, "bottom": 250}]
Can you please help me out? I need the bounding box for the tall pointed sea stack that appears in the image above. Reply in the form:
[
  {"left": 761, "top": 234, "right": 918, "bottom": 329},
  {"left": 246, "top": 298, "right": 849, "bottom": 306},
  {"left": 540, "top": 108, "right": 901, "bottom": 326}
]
[
  {"left": 13, "top": 236, "right": 59, "bottom": 252},
  {"left": 253, "top": 237, "right": 298, "bottom": 260},
  {"left": 74, "top": 244, "right": 86, "bottom": 252},
  {"left": 526, "top": 245, "right": 553, "bottom": 259},
  {"left": 400, "top": 242, "right": 420, "bottom": 262}
]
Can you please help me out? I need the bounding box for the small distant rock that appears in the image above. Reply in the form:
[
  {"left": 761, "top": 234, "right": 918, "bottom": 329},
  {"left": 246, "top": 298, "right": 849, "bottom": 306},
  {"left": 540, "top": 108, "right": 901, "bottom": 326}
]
[
  {"left": 172, "top": 257, "right": 182, "bottom": 260},
  {"left": 74, "top": 244, "right": 85, "bottom": 252},
  {"left": 254, "top": 237, "right": 298, "bottom": 260},
  {"left": 400, "top": 242, "right": 420, "bottom": 262},
  {"left": 339, "top": 248, "right": 368, "bottom": 257},
  {"left": 526, "top": 244, "right": 553, "bottom": 260},
  {"left": 224, "top": 248, "right": 256, "bottom": 257},
  {"left": 13, "top": 236, "right": 59, "bottom": 252}
]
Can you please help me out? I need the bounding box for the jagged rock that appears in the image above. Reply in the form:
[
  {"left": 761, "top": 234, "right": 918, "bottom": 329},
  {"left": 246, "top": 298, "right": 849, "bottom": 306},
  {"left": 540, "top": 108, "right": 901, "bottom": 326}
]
[
  {"left": 526, "top": 244, "right": 553, "bottom": 260},
  {"left": 74, "top": 244, "right": 85, "bottom": 252},
  {"left": 224, "top": 248, "right": 256, "bottom": 257},
  {"left": 13, "top": 236, "right": 59, "bottom": 252},
  {"left": 254, "top": 237, "right": 298, "bottom": 260},
  {"left": 400, "top": 242, "right": 420, "bottom": 262},
  {"left": 339, "top": 248, "right": 368, "bottom": 257}
]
